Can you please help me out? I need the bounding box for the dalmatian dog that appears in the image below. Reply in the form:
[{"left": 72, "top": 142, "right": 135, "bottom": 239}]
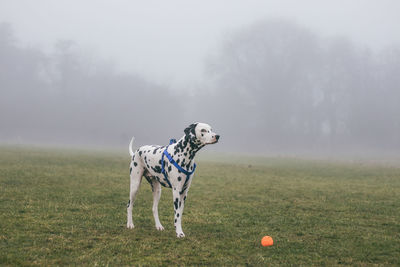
[{"left": 127, "top": 122, "right": 220, "bottom": 238}]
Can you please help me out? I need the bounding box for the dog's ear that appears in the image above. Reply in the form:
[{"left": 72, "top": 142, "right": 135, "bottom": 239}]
[{"left": 184, "top": 123, "right": 198, "bottom": 136}]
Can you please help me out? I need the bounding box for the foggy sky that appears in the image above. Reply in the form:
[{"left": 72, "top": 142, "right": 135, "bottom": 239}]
[
  {"left": 1, "top": 0, "right": 399, "bottom": 88},
  {"left": 1, "top": 1, "right": 400, "bottom": 157}
]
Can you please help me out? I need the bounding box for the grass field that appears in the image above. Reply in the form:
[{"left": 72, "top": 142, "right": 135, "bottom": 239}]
[{"left": 1, "top": 146, "right": 399, "bottom": 266}]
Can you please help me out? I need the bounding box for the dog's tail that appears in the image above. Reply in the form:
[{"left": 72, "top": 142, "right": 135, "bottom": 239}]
[{"left": 128, "top": 136, "right": 135, "bottom": 157}]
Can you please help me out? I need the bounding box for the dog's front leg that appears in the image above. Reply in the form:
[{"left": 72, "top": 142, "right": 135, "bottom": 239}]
[{"left": 172, "top": 189, "right": 186, "bottom": 238}]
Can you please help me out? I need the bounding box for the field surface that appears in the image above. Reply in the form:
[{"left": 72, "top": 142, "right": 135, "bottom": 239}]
[{"left": 1, "top": 146, "right": 400, "bottom": 266}]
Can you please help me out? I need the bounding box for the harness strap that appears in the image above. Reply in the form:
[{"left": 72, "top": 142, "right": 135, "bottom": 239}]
[
  {"left": 160, "top": 148, "right": 172, "bottom": 188},
  {"left": 160, "top": 139, "right": 197, "bottom": 192},
  {"left": 163, "top": 150, "right": 196, "bottom": 176}
]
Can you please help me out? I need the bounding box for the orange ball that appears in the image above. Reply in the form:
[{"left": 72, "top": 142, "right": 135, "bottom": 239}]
[{"left": 261, "top": 236, "right": 273, "bottom": 247}]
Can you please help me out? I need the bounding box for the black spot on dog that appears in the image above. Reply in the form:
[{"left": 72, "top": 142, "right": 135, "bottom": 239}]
[
  {"left": 174, "top": 198, "right": 179, "bottom": 210},
  {"left": 168, "top": 166, "right": 172, "bottom": 172},
  {"left": 177, "top": 213, "right": 180, "bottom": 218},
  {"left": 127, "top": 199, "right": 130, "bottom": 208},
  {"left": 139, "top": 151, "right": 142, "bottom": 156},
  {"left": 180, "top": 181, "right": 189, "bottom": 194},
  {"left": 151, "top": 166, "right": 162, "bottom": 173},
  {"left": 144, "top": 176, "right": 154, "bottom": 191},
  {"left": 178, "top": 176, "right": 182, "bottom": 182},
  {"left": 129, "top": 167, "right": 132, "bottom": 174},
  {"left": 175, "top": 219, "right": 177, "bottom": 223},
  {"left": 144, "top": 175, "right": 152, "bottom": 183},
  {"left": 134, "top": 162, "right": 138, "bottom": 167}
]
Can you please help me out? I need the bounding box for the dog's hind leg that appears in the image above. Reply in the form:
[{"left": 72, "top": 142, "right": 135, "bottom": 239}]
[
  {"left": 127, "top": 161, "right": 144, "bottom": 229},
  {"left": 151, "top": 181, "right": 164, "bottom": 231}
]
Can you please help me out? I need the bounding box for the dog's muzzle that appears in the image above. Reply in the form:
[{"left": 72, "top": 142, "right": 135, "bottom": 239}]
[{"left": 211, "top": 135, "right": 220, "bottom": 144}]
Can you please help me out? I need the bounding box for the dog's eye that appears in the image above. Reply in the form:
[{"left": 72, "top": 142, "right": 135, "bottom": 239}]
[{"left": 201, "top": 129, "right": 207, "bottom": 133}]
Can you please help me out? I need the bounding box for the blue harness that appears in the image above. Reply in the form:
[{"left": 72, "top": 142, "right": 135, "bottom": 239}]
[{"left": 161, "top": 139, "right": 196, "bottom": 193}]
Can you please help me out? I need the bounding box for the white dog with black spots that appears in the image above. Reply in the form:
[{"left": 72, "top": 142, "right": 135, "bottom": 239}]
[{"left": 127, "top": 122, "right": 220, "bottom": 238}]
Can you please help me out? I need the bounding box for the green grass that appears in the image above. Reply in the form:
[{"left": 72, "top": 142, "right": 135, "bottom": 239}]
[{"left": 1, "top": 146, "right": 399, "bottom": 266}]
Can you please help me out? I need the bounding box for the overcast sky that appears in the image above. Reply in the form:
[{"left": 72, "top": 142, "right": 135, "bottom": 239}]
[{"left": 1, "top": 0, "right": 399, "bottom": 88}]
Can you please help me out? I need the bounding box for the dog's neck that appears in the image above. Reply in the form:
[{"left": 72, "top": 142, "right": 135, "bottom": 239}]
[{"left": 169, "top": 135, "right": 205, "bottom": 169}]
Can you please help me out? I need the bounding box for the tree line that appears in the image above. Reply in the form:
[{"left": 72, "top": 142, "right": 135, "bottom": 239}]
[
  {"left": 1, "top": 21, "right": 399, "bottom": 155},
  {"left": 198, "top": 20, "right": 400, "bottom": 154}
]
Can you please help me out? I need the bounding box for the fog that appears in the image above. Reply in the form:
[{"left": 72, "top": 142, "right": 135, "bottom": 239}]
[{"left": 1, "top": 1, "right": 400, "bottom": 157}]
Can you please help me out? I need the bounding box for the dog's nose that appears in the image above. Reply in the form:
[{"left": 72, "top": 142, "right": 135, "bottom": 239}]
[{"left": 215, "top": 135, "right": 220, "bottom": 141}]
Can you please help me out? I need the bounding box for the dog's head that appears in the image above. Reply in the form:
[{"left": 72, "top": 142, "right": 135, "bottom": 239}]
[{"left": 184, "top": 122, "right": 220, "bottom": 146}]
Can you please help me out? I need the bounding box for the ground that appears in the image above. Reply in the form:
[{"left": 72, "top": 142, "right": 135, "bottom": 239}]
[{"left": 0, "top": 146, "right": 399, "bottom": 265}]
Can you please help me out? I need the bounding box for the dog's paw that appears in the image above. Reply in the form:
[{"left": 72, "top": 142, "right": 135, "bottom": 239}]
[
  {"left": 127, "top": 222, "right": 134, "bottom": 229},
  {"left": 176, "top": 232, "right": 185, "bottom": 238},
  {"left": 156, "top": 225, "right": 165, "bottom": 231}
]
